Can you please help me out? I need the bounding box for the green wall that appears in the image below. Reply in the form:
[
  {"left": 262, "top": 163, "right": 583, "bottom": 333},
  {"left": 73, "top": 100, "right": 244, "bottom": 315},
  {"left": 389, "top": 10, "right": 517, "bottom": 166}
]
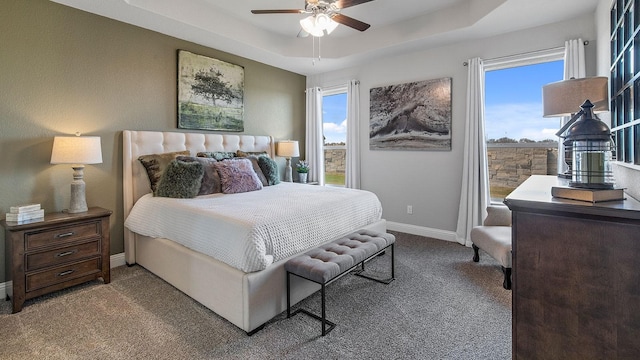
[{"left": 0, "top": 0, "right": 306, "bottom": 282}]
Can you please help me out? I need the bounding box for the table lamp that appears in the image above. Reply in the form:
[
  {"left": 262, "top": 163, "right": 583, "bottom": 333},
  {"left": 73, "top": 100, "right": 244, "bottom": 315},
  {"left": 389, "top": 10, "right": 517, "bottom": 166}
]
[
  {"left": 276, "top": 140, "right": 300, "bottom": 182},
  {"left": 50, "top": 134, "right": 103, "bottom": 213},
  {"left": 542, "top": 76, "right": 612, "bottom": 187}
]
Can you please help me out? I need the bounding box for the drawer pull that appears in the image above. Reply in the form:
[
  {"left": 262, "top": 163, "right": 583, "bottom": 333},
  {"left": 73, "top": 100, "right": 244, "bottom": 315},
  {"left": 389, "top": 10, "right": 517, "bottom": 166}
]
[
  {"left": 55, "top": 250, "right": 77, "bottom": 258},
  {"left": 57, "top": 270, "right": 75, "bottom": 277},
  {"left": 55, "top": 232, "right": 75, "bottom": 238}
]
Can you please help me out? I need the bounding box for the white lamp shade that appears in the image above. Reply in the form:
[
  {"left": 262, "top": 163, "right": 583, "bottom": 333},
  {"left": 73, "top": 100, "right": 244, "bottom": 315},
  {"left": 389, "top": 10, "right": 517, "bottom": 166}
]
[
  {"left": 51, "top": 136, "right": 103, "bottom": 164},
  {"left": 276, "top": 140, "right": 300, "bottom": 158},
  {"left": 300, "top": 16, "right": 325, "bottom": 37},
  {"left": 324, "top": 18, "right": 339, "bottom": 34},
  {"left": 542, "top": 77, "right": 609, "bottom": 117}
]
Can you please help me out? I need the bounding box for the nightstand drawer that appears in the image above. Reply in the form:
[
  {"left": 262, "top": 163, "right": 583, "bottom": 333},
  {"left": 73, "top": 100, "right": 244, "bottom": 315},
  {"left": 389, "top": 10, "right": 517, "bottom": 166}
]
[
  {"left": 25, "top": 257, "right": 101, "bottom": 293},
  {"left": 26, "top": 240, "right": 100, "bottom": 271},
  {"left": 25, "top": 221, "right": 101, "bottom": 250}
]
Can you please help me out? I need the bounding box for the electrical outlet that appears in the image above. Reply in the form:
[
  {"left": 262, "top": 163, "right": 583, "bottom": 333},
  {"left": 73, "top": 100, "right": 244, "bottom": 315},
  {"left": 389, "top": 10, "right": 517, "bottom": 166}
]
[{"left": 407, "top": 205, "right": 413, "bottom": 214}]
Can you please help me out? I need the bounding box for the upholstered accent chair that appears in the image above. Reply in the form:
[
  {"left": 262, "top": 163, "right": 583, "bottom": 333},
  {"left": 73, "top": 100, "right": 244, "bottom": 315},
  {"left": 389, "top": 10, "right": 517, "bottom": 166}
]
[{"left": 470, "top": 205, "right": 512, "bottom": 290}]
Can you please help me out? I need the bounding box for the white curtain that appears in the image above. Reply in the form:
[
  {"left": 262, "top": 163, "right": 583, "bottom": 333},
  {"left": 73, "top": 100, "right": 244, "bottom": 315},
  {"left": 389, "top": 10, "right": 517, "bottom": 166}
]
[
  {"left": 345, "top": 80, "right": 360, "bottom": 189},
  {"left": 305, "top": 87, "right": 325, "bottom": 185},
  {"left": 455, "top": 58, "right": 490, "bottom": 246},
  {"left": 558, "top": 38, "right": 586, "bottom": 175}
]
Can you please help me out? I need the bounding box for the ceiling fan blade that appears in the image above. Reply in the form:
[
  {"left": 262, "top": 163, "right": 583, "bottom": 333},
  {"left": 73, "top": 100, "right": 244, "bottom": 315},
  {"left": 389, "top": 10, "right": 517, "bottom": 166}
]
[
  {"left": 331, "top": 13, "right": 370, "bottom": 31},
  {"left": 251, "top": 10, "right": 304, "bottom": 14},
  {"left": 334, "top": 0, "right": 374, "bottom": 10}
]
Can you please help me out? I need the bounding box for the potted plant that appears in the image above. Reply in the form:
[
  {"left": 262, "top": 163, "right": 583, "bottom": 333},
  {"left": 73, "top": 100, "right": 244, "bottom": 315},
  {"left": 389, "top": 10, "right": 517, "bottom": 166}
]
[{"left": 296, "top": 160, "right": 309, "bottom": 183}]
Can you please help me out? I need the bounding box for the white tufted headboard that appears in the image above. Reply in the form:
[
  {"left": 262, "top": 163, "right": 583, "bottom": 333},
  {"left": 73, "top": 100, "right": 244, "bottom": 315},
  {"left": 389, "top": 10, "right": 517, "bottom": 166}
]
[{"left": 122, "top": 130, "right": 275, "bottom": 264}]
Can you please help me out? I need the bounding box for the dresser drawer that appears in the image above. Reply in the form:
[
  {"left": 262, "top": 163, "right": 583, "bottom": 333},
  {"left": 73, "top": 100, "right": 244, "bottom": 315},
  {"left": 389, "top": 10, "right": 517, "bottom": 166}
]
[
  {"left": 26, "top": 240, "right": 101, "bottom": 271},
  {"left": 25, "top": 221, "right": 101, "bottom": 250},
  {"left": 25, "top": 257, "right": 101, "bottom": 293}
]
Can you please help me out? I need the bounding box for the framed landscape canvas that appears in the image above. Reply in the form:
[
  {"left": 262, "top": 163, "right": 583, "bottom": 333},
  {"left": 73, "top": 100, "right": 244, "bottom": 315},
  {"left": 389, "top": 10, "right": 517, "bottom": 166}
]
[
  {"left": 369, "top": 77, "right": 452, "bottom": 150},
  {"left": 178, "top": 50, "right": 244, "bottom": 131}
]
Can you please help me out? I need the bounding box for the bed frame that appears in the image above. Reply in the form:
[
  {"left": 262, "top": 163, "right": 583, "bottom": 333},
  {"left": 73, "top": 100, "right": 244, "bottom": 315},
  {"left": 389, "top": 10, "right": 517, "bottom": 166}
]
[{"left": 122, "top": 130, "right": 386, "bottom": 334}]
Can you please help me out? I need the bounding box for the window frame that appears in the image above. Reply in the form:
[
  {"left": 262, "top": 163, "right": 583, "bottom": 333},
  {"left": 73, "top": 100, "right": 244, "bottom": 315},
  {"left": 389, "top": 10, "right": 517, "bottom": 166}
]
[
  {"left": 321, "top": 84, "right": 348, "bottom": 187},
  {"left": 483, "top": 48, "right": 564, "bottom": 202},
  {"left": 610, "top": 0, "right": 640, "bottom": 166}
]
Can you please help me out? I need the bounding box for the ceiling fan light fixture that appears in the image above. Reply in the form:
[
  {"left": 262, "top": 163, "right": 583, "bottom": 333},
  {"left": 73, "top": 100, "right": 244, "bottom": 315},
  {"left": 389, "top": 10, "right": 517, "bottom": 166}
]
[
  {"left": 324, "top": 17, "right": 339, "bottom": 35},
  {"left": 300, "top": 16, "right": 325, "bottom": 37}
]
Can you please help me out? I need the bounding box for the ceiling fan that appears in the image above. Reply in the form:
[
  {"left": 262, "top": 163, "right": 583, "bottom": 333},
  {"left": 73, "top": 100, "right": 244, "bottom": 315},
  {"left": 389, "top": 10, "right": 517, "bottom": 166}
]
[{"left": 251, "top": 0, "right": 373, "bottom": 37}]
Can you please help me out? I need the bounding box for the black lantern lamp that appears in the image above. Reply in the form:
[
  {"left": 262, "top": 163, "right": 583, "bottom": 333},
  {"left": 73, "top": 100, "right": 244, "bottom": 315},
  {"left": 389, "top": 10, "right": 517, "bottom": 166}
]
[
  {"left": 542, "top": 77, "right": 610, "bottom": 182},
  {"left": 562, "top": 100, "right": 615, "bottom": 189}
]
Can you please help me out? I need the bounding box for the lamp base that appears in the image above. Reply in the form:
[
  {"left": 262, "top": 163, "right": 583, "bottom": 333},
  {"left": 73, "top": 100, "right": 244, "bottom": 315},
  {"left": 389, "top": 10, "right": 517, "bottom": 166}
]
[
  {"left": 68, "top": 166, "right": 88, "bottom": 213},
  {"left": 284, "top": 158, "right": 293, "bottom": 182}
]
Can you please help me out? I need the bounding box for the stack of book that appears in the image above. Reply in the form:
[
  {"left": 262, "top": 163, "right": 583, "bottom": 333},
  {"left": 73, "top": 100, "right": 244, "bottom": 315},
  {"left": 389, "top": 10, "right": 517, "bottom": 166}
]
[
  {"left": 6, "top": 204, "right": 44, "bottom": 223},
  {"left": 551, "top": 186, "right": 625, "bottom": 203}
]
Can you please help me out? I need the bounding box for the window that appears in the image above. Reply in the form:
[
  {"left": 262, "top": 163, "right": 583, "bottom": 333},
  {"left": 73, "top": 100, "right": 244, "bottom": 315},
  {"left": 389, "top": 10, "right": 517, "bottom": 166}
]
[
  {"left": 611, "top": 0, "right": 640, "bottom": 165},
  {"left": 484, "top": 51, "right": 564, "bottom": 201},
  {"left": 322, "top": 87, "right": 347, "bottom": 186}
]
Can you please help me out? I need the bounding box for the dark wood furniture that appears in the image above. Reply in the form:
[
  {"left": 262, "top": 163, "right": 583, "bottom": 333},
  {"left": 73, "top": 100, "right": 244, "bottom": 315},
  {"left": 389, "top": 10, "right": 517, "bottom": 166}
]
[
  {"left": 504, "top": 176, "right": 640, "bottom": 359},
  {"left": 2, "top": 207, "right": 112, "bottom": 313}
]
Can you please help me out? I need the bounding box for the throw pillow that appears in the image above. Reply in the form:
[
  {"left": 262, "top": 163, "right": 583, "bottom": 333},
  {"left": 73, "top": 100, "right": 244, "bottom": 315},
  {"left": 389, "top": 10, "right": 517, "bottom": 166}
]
[
  {"left": 258, "top": 156, "right": 280, "bottom": 185},
  {"left": 240, "top": 156, "right": 269, "bottom": 187},
  {"left": 138, "top": 150, "right": 190, "bottom": 192},
  {"left": 176, "top": 156, "right": 221, "bottom": 195},
  {"left": 155, "top": 159, "right": 204, "bottom": 198},
  {"left": 213, "top": 158, "right": 263, "bottom": 194},
  {"left": 236, "top": 150, "right": 268, "bottom": 158},
  {"left": 197, "top": 151, "right": 236, "bottom": 161}
]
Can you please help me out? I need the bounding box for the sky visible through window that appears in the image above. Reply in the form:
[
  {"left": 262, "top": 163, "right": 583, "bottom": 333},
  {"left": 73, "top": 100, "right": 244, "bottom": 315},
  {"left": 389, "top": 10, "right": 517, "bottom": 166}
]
[
  {"left": 485, "top": 60, "right": 564, "bottom": 142},
  {"left": 323, "top": 93, "right": 347, "bottom": 144}
]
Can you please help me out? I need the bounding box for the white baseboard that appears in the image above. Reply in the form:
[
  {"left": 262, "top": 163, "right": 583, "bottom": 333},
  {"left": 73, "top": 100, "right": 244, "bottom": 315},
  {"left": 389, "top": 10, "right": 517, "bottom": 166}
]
[
  {"left": 1, "top": 252, "right": 126, "bottom": 301},
  {"left": 386, "top": 221, "right": 459, "bottom": 243},
  {"left": 110, "top": 252, "right": 126, "bottom": 268}
]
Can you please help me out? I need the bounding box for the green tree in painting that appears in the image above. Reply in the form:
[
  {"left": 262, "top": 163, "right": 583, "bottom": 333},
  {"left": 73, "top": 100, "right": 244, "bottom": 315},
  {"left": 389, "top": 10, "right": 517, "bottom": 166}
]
[{"left": 191, "top": 68, "right": 235, "bottom": 105}]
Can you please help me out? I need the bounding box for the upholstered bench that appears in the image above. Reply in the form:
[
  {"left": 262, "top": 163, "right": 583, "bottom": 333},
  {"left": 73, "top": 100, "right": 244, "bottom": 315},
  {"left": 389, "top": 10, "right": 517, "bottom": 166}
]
[{"left": 285, "top": 230, "right": 395, "bottom": 336}]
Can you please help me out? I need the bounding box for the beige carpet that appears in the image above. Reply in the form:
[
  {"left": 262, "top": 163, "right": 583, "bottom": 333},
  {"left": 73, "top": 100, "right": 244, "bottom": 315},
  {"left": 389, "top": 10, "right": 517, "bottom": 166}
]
[{"left": 0, "top": 232, "right": 512, "bottom": 359}]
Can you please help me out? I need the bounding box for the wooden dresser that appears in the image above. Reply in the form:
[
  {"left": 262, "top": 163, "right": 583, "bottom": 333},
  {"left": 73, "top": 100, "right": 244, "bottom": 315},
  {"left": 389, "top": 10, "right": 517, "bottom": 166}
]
[
  {"left": 2, "top": 207, "right": 112, "bottom": 313},
  {"left": 504, "top": 176, "right": 640, "bottom": 359}
]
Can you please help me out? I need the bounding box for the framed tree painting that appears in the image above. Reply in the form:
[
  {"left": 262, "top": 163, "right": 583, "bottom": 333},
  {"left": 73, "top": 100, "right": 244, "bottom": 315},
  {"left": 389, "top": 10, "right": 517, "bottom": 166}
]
[
  {"left": 370, "top": 77, "right": 452, "bottom": 150},
  {"left": 177, "top": 50, "right": 244, "bottom": 131}
]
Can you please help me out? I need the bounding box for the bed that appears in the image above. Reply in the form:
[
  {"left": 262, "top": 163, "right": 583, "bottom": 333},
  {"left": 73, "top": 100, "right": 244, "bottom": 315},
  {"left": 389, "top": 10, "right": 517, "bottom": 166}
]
[{"left": 122, "top": 130, "right": 386, "bottom": 334}]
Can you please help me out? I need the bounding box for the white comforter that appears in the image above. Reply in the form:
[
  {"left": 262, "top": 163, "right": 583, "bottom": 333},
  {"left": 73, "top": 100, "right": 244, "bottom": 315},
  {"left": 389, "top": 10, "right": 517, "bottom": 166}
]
[{"left": 124, "top": 182, "right": 383, "bottom": 272}]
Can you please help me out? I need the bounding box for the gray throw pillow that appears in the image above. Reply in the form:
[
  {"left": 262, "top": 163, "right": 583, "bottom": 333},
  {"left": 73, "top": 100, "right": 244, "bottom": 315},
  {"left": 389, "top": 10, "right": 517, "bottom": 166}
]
[
  {"left": 197, "top": 151, "right": 236, "bottom": 161},
  {"left": 242, "top": 156, "right": 269, "bottom": 187},
  {"left": 155, "top": 159, "right": 204, "bottom": 198},
  {"left": 176, "top": 156, "right": 221, "bottom": 195},
  {"left": 138, "top": 150, "right": 191, "bottom": 192},
  {"left": 258, "top": 156, "right": 280, "bottom": 185}
]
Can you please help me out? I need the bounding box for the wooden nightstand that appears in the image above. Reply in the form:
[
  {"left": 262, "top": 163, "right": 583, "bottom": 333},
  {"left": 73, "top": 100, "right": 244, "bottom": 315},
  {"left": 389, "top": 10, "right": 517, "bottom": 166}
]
[{"left": 2, "top": 207, "right": 112, "bottom": 313}]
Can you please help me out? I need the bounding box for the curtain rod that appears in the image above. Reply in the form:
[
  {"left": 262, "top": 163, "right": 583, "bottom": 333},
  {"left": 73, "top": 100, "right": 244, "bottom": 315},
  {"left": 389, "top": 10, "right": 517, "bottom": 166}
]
[{"left": 462, "top": 41, "right": 589, "bottom": 66}]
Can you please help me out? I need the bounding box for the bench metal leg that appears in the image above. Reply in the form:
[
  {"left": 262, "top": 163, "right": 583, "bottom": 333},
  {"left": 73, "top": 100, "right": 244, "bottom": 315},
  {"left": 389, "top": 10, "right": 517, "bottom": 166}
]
[
  {"left": 354, "top": 243, "right": 395, "bottom": 284},
  {"left": 287, "top": 271, "right": 336, "bottom": 336},
  {"left": 286, "top": 242, "right": 395, "bottom": 336}
]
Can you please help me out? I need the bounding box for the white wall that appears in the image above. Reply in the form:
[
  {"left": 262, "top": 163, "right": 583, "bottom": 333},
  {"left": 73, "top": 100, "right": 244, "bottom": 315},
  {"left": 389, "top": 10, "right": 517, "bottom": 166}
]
[{"left": 309, "top": 14, "right": 597, "bottom": 240}]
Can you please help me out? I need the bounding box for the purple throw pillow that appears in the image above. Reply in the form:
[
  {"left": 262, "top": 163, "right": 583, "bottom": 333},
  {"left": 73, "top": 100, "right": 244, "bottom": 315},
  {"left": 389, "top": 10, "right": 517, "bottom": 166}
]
[{"left": 213, "top": 158, "right": 263, "bottom": 194}]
